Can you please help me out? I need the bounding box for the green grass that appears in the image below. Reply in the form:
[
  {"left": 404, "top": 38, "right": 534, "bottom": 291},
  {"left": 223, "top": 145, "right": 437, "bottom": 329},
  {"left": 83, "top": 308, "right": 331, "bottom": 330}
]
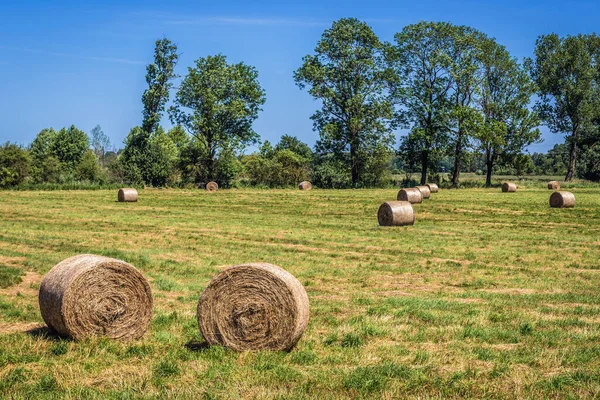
[{"left": 1, "top": 187, "right": 600, "bottom": 398}]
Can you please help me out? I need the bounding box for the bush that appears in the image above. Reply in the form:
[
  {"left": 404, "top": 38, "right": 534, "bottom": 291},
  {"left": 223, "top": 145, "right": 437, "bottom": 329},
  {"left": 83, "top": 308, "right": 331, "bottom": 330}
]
[{"left": 0, "top": 143, "right": 31, "bottom": 188}]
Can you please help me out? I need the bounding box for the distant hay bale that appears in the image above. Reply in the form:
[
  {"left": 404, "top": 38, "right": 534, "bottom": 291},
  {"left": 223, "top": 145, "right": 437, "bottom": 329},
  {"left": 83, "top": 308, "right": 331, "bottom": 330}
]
[
  {"left": 197, "top": 263, "right": 309, "bottom": 351},
  {"left": 298, "top": 181, "right": 312, "bottom": 190},
  {"left": 426, "top": 183, "right": 439, "bottom": 193},
  {"left": 550, "top": 191, "right": 575, "bottom": 208},
  {"left": 39, "top": 254, "right": 153, "bottom": 341},
  {"left": 118, "top": 188, "right": 138, "bottom": 202},
  {"left": 502, "top": 182, "right": 517, "bottom": 192},
  {"left": 378, "top": 201, "right": 415, "bottom": 226},
  {"left": 415, "top": 185, "right": 431, "bottom": 199},
  {"left": 206, "top": 181, "right": 219, "bottom": 192},
  {"left": 397, "top": 188, "right": 423, "bottom": 204},
  {"left": 548, "top": 181, "right": 560, "bottom": 190}
]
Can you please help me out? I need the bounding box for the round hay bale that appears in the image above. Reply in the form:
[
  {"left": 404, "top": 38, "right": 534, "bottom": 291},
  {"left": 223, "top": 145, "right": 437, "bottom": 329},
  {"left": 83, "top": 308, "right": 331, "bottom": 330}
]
[
  {"left": 550, "top": 191, "right": 575, "bottom": 208},
  {"left": 378, "top": 201, "right": 415, "bottom": 226},
  {"left": 548, "top": 181, "right": 560, "bottom": 190},
  {"left": 298, "top": 181, "right": 312, "bottom": 190},
  {"left": 206, "top": 181, "right": 219, "bottom": 192},
  {"left": 502, "top": 182, "right": 517, "bottom": 192},
  {"left": 426, "top": 183, "right": 439, "bottom": 193},
  {"left": 118, "top": 188, "right": 138, "bottom": 202},
  {"left": 197, "top": 263, "right": 309, "bottom": 351},
  {"left": 39, "top": 254, "right": 153, "bottom": 341},
  {"left": 397, "top": 188, "right": 423, "bottom": 204},
  {"left": 415, "top": 185, "right": 431, "bottom": 199}
]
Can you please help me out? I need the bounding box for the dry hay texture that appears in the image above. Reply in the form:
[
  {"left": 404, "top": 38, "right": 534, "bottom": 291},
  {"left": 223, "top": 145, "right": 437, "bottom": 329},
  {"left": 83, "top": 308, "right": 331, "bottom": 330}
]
[
  {"left": 426, "top": 183, "right": 439, "bottom": 193},
  {"left": 197, "top": 263, "right": 309, "bottom": 351},
  {"left": 415, "top": 185, "right": 431, "bottom": 199},
  {"left": 118, "top": 188, "right": 138, "bottom": 202},
  {"left": 378, "top": 201, "right": 415, "bottom": 226},
  {"left": 502, "top": 182, "right": 517, "bottom": 192},
  {"left": 206, "top": 181, "right": 219, "bottom": 192},
  {"left": 397, "top": 188, "right": 423, "bottom": 204},
  {"left": 550, "top": 191, "right": 576, "bottom": 208},
  {"left": 298, "top": 181, "right": 312, "bottom": 190},
  {"left": 548, "top": 181, "right": 561, "bottom": 190},
  {"left": 39, "top": 254, "right": 153, "bottom": 341}
]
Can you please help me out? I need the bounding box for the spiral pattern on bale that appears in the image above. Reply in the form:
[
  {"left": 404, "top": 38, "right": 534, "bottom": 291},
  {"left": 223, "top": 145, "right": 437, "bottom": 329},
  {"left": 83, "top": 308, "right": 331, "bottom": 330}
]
[
  {"left": 298, "top": 181, "right": 312, "bottom": 191},
  {"left": 502, "top": 182, "right": 517, "bottom": 192},
  {"left": 548, "top": 181, "right": 560, "bottom": 190},
  {"left": 39, "top": 254, "right": 153, "bottom": 341},
  {"left": 397, "top": 188, "right": 423, "bottom": 204},
  {"left": 415, "top": 185, "right": 431, "bottom": 199},
  {"left": 550, "top": 191, "right": 575, "bottom": 208},
  {"left": 426, "top": 183, "right": 439, "bottom": 193},
  {"left": 206, "top": 182, "right": 219, "bottom": 192},
  {"left": 378, "top": 201, "right": 415, "bottom": 226},
  {"left": 118, "top": 188, "right": 138, "bottom": 202},
  {"left": 197, "top": 263, "right": 309, "bottom": 351}
]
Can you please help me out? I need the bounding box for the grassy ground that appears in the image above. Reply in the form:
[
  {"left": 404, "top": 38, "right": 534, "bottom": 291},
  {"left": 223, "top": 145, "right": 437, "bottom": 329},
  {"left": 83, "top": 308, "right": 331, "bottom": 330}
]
[{"left": 1, "top": 186, "right": 600, "bottom": 399}]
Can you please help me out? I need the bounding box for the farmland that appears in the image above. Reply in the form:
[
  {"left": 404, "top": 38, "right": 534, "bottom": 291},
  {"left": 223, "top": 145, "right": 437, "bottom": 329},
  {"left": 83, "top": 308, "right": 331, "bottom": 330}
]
[{"left": 1, "top": 187, "right": 600, "bottom": 399}]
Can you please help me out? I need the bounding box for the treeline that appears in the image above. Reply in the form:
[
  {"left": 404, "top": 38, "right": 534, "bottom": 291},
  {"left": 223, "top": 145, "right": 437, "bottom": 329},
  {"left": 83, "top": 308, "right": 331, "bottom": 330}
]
[{"left": 2, "top": 19, "right": 600, "bottom": 189}]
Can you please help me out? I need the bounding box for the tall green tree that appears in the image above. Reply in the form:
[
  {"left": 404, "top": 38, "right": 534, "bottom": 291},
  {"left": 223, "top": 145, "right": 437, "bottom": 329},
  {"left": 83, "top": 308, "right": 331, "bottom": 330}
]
[
  {"left": 169, "top": 54, "right": 265, "bottom": 182},
  {"left": 49, "top": 125, "right": 90, "bottom": 174},
  {"left": 527, "top": 33, "right": 600, "bottom": 181},
  {"left": 294, "top": 18, "right": 395, "bottom": 186}
]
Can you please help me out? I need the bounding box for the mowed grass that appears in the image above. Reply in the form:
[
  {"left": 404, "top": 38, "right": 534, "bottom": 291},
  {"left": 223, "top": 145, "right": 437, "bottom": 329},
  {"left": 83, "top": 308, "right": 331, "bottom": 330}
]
[{"left": 1, "top": 187, "right": 600, "bottom": 399}]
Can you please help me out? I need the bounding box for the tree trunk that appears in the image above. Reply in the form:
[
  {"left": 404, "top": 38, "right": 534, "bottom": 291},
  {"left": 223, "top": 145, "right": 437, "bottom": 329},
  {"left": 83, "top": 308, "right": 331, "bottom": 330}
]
[
  {"left": 485, "top": 149, "right": 494, "bottom": 187},
  {"left": 451, "top": 130, "right": 463, "bottom": 186},
  {"left": 350, "top": 131, "right": 359, "bottom": 186},
  {"left": 565, "top": 127, "right": 578, "bottom": 182},
  {"left": 420, "top": 150, "right": 428, "bottom": 185}
]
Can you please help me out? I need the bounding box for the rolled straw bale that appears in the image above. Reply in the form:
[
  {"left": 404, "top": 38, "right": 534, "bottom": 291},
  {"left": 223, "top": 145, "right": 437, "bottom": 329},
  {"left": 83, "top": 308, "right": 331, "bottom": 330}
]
[
  {"left": 397, "top": 188, "right": 423, "bottom": 204},
  {"left": 197, "top": 263, "right": 309, "bottom": 351},
  {"left": 426, "top": 183, "right": 439, "bottom": 193},
  {"left": 550, "top": 191, "right": 575, "bottom": 208},
  {"left": 415, "top": 185, "right": 431, "bottom": 199},
  {"left": 502, "top": 182, "right": 517, "bottom": 192},
  {"left": 118, "top": 188, "right": 138, "bottom": 202},
  {"left": 378, "top": 201, "right": 415, "bottom": 226},
  {"left": 206, "top": 181, "right": 219, "bottom": 192},
  {"left": 39, "top": 254, "right": 153, "bottom": 341},
  {"left": 548, "top": 181, "right": 560, "bottom": 190},
  {"left": 298, "top": 181, "right": 312, "bottom": 190}
]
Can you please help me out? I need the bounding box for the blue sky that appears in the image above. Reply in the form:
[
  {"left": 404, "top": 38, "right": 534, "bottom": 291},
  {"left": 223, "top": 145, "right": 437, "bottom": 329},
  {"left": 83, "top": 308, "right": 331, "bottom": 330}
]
[{"left": 1, "top": 0, "right": 598, "bottom": 153}]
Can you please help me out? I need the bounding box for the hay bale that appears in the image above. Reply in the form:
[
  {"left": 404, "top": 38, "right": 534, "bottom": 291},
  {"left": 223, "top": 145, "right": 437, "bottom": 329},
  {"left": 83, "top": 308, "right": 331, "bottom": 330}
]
[
  {"left": 502, "top": 182, "right": 517, "bottom": 192},
  {"left": 548, "top": 181, "right": 560, "bottom": 190},
  {"left": 298, "top": 181, "right": 312, "bottom": 190},
  {"left": 397, "top": 188, "right": 423, "bottom": 204},
  {"left": 378, "top": 201, "right": 415, "bottom": 226},
  {"left": 550, "top": 191, "right": 575, "bottom": 208},
  {"left": 426, "top": 183, "right": 439, "bottom": 193},
  {"left": 197, "top": 263, "right": 309, "bottom": 351},
  {"left": 415, "top": 185, "right": 431, "bottom": 199},
  {"left": 206, "top": 181, "right": 219, "bottom": 192},
  {"left": 118, "top": 188, "right": 138, "bottom": 202},
  {"left": 39, "top": 254, "right": 153, "bottom": 341}
]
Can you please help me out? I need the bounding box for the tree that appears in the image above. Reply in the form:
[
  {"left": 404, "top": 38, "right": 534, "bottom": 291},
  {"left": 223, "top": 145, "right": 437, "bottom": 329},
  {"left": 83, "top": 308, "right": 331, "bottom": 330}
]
[
  {"left": 294, "top": 18, "right": 395, "bottom": 187},
  {"left": 274, "top": 135, "right": 313, "bottom": 161},
  {"left": 90, "top": 125, "right": 111, "bottom": 167},
  {"left": 30, "top": 128, "right": 60, "bottom": 183},
  {"left": 169, "top": 54, "right": 265, "bottom": 183},
  {"left": 76, "top": 150, "right": 105, "bottom": 183},
  {"left": 49, "top": 125, "right": 90, "bottom": 175},
  {"left": 0, "top": 143, "right": 31, "bottom": 187},
  {"left": 527, "top": 33, "right": 599, "bottom": 181}
]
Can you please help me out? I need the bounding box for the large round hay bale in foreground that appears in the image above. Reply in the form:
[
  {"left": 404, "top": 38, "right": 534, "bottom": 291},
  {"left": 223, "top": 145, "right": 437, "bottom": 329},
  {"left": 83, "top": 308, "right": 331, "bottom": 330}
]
[
  {"left": 39, "top": 254, "right": 153, "bottom": 341},
  {"left": 118, "top": 188, "right": 138, "bottom": 202},
  {"left": 378, "top": 201, "right": 415, "bottom": 226},
  {"left": 502, "top": 182, "right": 517, "bottom": 192},
  {"left": 550, "top": 191, "right": 575, "bottom": 208},
  {"left": 298, "top": 181, "right": 312, "bottom": 190},
  {"left": 197, "top": 263, "right": 309, "bottom": 351},
  {"left": 548, "top": 181, "right": 560, "bottom": 190},
  {"left": 415, "top": 185, "right": 431, "bottom": 199},
  {"left": 206, "top": 181, "right": 219, "bottom": 192},
  {"left": 426, "top": 183, "right": 439, "bottom": 193},
  {"left": 397, "top": 188, "right": 423, "bottom": 204}
]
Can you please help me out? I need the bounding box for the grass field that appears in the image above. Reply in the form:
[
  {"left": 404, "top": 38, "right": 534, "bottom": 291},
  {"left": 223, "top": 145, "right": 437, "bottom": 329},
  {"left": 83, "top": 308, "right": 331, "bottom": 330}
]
[{"left": 1, "top": 186, "right": 600, "bottom": 399}]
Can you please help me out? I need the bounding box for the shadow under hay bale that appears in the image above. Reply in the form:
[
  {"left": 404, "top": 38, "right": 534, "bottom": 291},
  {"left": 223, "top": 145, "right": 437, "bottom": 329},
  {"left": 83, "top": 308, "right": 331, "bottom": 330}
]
[
  {"left": 206, "top": 182, "right": 219, "bottom": 192},
  {"left": 550, "top": 191, "right": 575, "bottom": 208},
  {"left": 426, "top": 183, "right": 439, "bottom": 193},
  {"left": 39, "top": 254, "right": 153, "bottom": 341},
  {"left": 548, "top": 181, "right": 560, "bottom": 190},
  {"left": 197, "top": 263, "right": 309, "bottom": 351},
  {"left": 378, "top": 201, "right": 415, "bottom": 226},
  {"left": 397, "top": 188, "right": 423, "bottom": 204},
  {"left": 118, "top": 188, "right": 138, "bottom": 202},
  {"left": 415, "top": 186, "right": 431, "bottom": 199},
  {"left": 502, "top": 182, "right": 517, "bottom": 192},
  {"left": 298, "top": 181, "right": 312, "bottom": 190}
]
